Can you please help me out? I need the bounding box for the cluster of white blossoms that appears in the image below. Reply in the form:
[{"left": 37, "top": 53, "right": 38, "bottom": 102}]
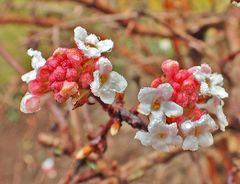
[
  {"left": 135, "top": 61, "right": 229, "bottom": 151},
  {"left": 20, "top": 26, "right": 127, "bottom": 113},
  {"left": 74, "top": 26, "right": 127, "bottom": 104}
]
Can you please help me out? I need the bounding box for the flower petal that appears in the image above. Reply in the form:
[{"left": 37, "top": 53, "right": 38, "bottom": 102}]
[
  {"left": 21, "top": 70, "right": 37, "bottom": 83},
  {"left": 84, "top": 48, "right": 101, "bottom": 58},
  {"left": 96, "top": 57, "right": 112, "bottom": 74},
  {"left": 85, "top": 34, "right": 99, "bottom": 46},
  {"left": 200, "top": 82, "right": 210, "bottom": 95},
  {"left": 180, "top": 120, "right": 194, "bottom": 135},
  {"left": 161, "top": 101, "right": 183, "bottom": 117},
  {"left": 210, "top": 73, "right": 223, "bottom": 86},
  {"left": 149, "top": 110, "right": 165, "bottom": 122},
  {"left": 20, "top": 93, "right": 41, "bottom": 113},
  {"left": 138, "top": 87, "right": 157, "bottom": 104},
  {"left": 74, "top": 26, "right": 88, "bottom": 42},
  {"left": 135, "top": 131, "right": 152, "bottom": 146},
  {"left": 99, "top": 89, "right": 116, "bottom": 104},
  {"left": 27, "top": 48, "right": 46, "bottom": 70},
  {"left": 138, "top": 103, "right": 151, "bottom": 115},
  {"left": 90, "top": 71, "right": 101, "bottom": 96},
  {"left": 156, "top": 83, "right": 173, "bottom": 101},
  {"left": 97, "top": 39, "right": 114, "bottom": 53},
  {"left": 182, "top": 136, "right": 199, "bottom": 151},
  {"left": 198, "top": 132, "right": 213, "bottom": 148},
  {"left": 108, "top": 71, "right": 127, "bottom": 93},
  {"left": 216, "top": 104, "right": 228, "bottom": 131},
  {"left": 210, "top": 86, "right": 228, "bottom": 99}
]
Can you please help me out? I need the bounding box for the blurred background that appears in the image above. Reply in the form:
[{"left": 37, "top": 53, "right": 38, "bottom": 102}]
[{"left": 0, "top": 0, "right": 240, "bottom": 183}]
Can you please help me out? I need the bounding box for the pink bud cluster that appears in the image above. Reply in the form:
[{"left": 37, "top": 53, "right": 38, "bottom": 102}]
[
  {"left": 28, "top": 48, "right": 96, "bottom": 103},
  {"left": 151, "top": 60, "right": 205, "bottom": 125}
]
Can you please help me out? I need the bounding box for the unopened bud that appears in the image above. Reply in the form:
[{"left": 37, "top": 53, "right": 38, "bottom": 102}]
[
  {"left": 75, "top": 145, "right": 93, "bottom": 160},
  {"left": 110, "top": 119, "right": 121, "bottom": 136}
]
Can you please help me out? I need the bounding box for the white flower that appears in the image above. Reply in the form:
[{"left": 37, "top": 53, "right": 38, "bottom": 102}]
[
  {"left": 135, "top": 115, "right": 182, "bottom": 152},
  {"left": 197, "top": 97, "right": 228, "bottom": 131},
  {"left": 21, "top": 49, "right": 46, "bottom": 83},
  {"left": 20, "top": 92, "right": 41, "bottom": 113},
  {"left": 90, "top": 57, "right": 127, "bottom": 104},
  {"left": 180, "top": 114, "right": 217, "bottom": 151},
  {"left": 137, "top": 83, "right": 183, "bottom": 122},
  {"left": 232, "top": 1, "right": 240, "bottom": 7},
  {"left": 74, "top": 26, "right": 113, "bottom": 58},
  {"left": 189, "top": 64, "right": 228, "bottom": 99}
]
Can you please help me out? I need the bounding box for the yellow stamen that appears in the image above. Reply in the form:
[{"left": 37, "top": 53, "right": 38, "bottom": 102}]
[
  {"left": 159, "top": 132, "right": 166, "bottom": 139},
  {"left": 100, "top": 74, "right": 108, "bottom": 84},
  {"left": 151, "top": 99, "right": 161, "bottom": 110}
]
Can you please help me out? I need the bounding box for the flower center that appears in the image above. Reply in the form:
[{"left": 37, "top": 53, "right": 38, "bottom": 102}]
[
  {"left": 100, "top": 74, "right": 108, "bottom": 84},
  {"left": 151, "top": 99, "right": 161, "bottom": 110},
  {"left": 158, "top": 132, "right": 167, "bottom": 139},
  {"left": 195, "top": 126, "right": 204, "bottom": 136},
  {"left": 86, "top": 43, "right": 97, "bottom": 48},
  {"left": 205, "top": 78, "right": 211, "bottom": 88}
]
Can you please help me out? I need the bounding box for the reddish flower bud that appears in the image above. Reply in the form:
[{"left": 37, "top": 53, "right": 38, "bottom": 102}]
[
  {"left": 80, "top": 73, "right": 93, "bottom": 88},
  {"left": 161, "top": 59, "right": 179, "bottom": 80},
  {"left": 151, "top": 77, "right": 162, "bottom": 88}
]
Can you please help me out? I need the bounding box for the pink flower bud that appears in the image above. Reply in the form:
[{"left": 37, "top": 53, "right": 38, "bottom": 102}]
[
  {"left": 66, "top": 68, "right": 78, "bottom": 82},
  {"left": 161, "top": 59, "right": 179, "bottom": 80},
  {"left": 151, "top": 77, "right": 162, "bottom": 88},
  {"left": 20, "top": 93, "right": 41, "bottom": 113},
  {"left": 28, "top": 79, "right": 48, "bottom": 95},
  {"left": 80, "top": 72, "right": 93, "bottom": 88}
]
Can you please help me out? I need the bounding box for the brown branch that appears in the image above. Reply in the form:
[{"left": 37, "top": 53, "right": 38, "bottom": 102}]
[{"left": 0, "top": 15, "right": 61, "bottom": 27}]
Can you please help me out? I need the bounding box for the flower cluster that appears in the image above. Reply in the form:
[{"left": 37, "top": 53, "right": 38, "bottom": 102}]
[
  {"left": 20, "top": 26, "right": 127, "bottom": 113},
  {"left": 135, "top": 60, "right": 228, "bottom": 151}
]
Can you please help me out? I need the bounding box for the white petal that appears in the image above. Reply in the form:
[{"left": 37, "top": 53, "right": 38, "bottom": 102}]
[
  {"left": 137, "top": 103, "right": 151, "bottom": 115},
  {"left": 182, "top": 136, "right": 199, "bottom": 151},
  {"left": 161, "top": 101, "right": 183, "bottom": 117},
  {"left": 20, "top": 93, "right": 41, "bottom": 113},
  {"left": 27, "top": 48, "right": 46, "bottom": 70},
  {"left": 96, "top": 57, "right": 112, "bottom": 74},
  {"left": 138, "top": 87, "right": 157, "bottom": 104},
  {"left": 90, "top": 71, "right": 101, "bottom": 96},
  {"left": 85, "top": 34, "right": 99, "bottom": 46},
  {"left": 180, "top": 120, "right": 194, "bottom": 135},
  {"left": 200, "top": 82, "right": 210, "bottom": 95},
  {"left": 216, "top": 105, "right": 228, "bottom": 131},
  {"left": 193, "top": 70, "right": 206, "bottom": 82},
  {"left": 210, "top": 73, "right": 223, "bottom": 86},
  {"left": 200, "top": 64, "right": 212, "bottom": 74},
  {"left": 152, "top": 142, "right": 170, "bottom": 152},
  {"left": 198, "top": 132, "right": 213, "bottom": 148},
  {"left": 83, "top": 48, "right": 101, "bottom": 58},
  {"left": 75, "top": 40, "right": 88, "bottom": 51},
  {"left": 135, "top": 131, "right": 152, "bottom": 146},
  {"left": 108, "top": 71, "right": 127, "bottom": 93},
  {"left": 74, "top": 26, "right": 88, "bottom": 42},
  {"left": 148, "top": 119, "right": 165, "bottom": 135},
  {"left": 21, "top": 70, "right": 37, "bottom": 83},
  {"left": 99, "top": 90, "right": 116, "bottom": 104},
  {"left": 97, "top": 39, "right": 114, "bottom": 53},
  {"left": 210, "top": 86, "right": 228, "bottom": 99},
  {"left": 156, "top": 83, "right": 173, "bottom": 101},
  {"left": 149, "top": 110, "right": 165, "bottom": 122}
]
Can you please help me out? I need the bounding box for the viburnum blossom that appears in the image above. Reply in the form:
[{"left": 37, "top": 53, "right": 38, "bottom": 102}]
[
  {"left": 180, "top": 114, "right": 217, "bottom": 151},
  {"left": 137, "top": 83, "right": 183, "bottom": 122},
  {"left": 90, "top": 57, "right": 127, "bottom": 104},
  {"left": 189, "top": 64, "right": 228, "bottom": 99},
  {"left": 135, "top": 60, "right": 229, "bottom": 152},
  {"left": 74, "top": 26, "right": 113, "bottom": 58},
  {"left": 197, "top": 97, "right": 228, "bottom": 131},
  {"left": 20, "top": 26, "right": 127, "bottom": 113},
  {"left": 135, "top": 113, "right": 182, "bottom": 152}
]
